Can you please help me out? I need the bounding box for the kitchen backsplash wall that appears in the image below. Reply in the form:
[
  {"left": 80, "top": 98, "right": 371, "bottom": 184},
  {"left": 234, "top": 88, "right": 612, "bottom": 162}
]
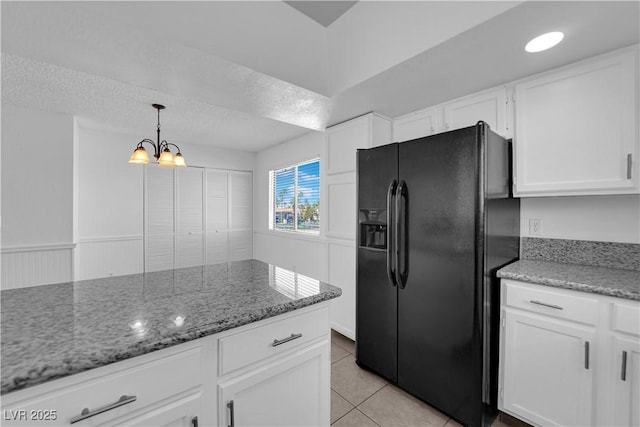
[
  {"left": 521, "top": 237, "right": 640, "bottom": 271},
  {"left": 519, "top": 195, "right": 640, "bottom": 244}
]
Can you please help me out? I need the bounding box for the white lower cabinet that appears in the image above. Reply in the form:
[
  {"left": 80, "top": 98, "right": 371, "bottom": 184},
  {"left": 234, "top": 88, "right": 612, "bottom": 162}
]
[
  {"left": 1, "top": 304, "right": 331, "bottom": 427},
  {"left": 613, "top": 336, "right": 640, "bottom": 426},
  {"left": 502, "top": 311, "right": 594, "bottom": 426},
  {"left": 500, "top": 280, "right": 640, "bottom": 427},
  {"left": 218, "top": 341, "right": 329, "bottom": 427}
]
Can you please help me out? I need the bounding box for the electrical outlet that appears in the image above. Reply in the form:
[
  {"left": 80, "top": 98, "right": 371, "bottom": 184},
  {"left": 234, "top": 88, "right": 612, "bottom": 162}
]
[{"left": 529, "top": 219, "right": 542, "bottom": 236}]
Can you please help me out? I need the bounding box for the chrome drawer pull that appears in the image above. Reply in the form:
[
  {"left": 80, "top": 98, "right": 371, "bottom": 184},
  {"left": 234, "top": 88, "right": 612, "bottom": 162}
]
[
  {"left": 529, "top": 300, "right": 563, "bottom": 310},
  {"left": 272, "top": 333, "right": 303, "bottom": 347},
  {"left": 585, "top": 341, "right": 590, "bottom": 370},
  {"left": 70, "top": 395, "right": 137, "bottom": 424},
  {"left": 227, "top": 400, "right": 234, "bottom": 427}
]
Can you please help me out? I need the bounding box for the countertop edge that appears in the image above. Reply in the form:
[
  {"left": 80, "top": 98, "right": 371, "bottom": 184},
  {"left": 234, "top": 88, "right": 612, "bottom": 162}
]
[
  {"left": 497, "top": 260, "right": 640, "bottom": 301},
  {"left": 1, "top": 290, "right": 341, "bottom": 396}
]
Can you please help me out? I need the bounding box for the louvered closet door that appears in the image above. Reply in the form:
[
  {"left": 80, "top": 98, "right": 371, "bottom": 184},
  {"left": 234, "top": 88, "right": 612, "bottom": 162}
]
[
  {"left": 230, "top": 171, "right": 252, "bottom": 261},
  {"left": 176, "top": 168, "right": 204, "bottom": 268},
  {"left": 145, "top": 166, "right": 175, "bottom": 272},
  {"left": 206, "top": 170, "right": 229, "bottom": 265}
]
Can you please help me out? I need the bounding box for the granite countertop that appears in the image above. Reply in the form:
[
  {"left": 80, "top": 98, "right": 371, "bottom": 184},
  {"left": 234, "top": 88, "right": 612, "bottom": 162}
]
[
  {"left": 498, "top": 259, "right": 640, "bottom": 301},
  {"left": 0, "top": 259, "right": 342, "bottom": 395}
]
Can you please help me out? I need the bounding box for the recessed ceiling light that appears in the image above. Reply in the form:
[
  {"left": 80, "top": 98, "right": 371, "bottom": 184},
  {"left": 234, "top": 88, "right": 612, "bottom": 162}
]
[{"left": 525, "top": 32, "right": 564, "bottom": 53}]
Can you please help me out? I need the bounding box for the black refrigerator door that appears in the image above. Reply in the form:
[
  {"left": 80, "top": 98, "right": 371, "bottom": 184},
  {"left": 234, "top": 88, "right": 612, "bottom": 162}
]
[
  {"left": 397, "top": 127, "right": 483, "bottom": 425},
  {"left": 356, "top": 143, "right": 398, "bottom": 383}
]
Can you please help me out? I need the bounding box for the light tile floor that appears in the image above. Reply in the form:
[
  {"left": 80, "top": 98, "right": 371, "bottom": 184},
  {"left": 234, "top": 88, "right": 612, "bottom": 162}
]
[{"left": 330, "top": 330, "right": 512, "bottom": 427}]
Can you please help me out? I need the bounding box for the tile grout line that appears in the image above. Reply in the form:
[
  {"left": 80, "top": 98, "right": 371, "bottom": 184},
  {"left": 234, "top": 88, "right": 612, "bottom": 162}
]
[
  {"left": 332, "top": 340, "right": 355, "bottom": 354},
  {"left": 331, "top": 387, "right": 356, "bottom": 410},
  {"left": 331, "top": 351, "right": 350, "bottom": 365},
  {"left": 355, "top": 383, "right": 388, "bottom": 427},
  {"left": 355, "top": 382, "right": 388, "bottom": 409},
  {"left": 357, "top": 407, "right": 382, "bottom": 427}
]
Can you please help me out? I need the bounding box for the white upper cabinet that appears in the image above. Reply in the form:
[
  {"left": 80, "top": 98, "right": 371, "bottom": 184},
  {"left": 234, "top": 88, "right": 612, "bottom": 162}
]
[
  {"left": 514, "top": 46, "right": 639, "bottom": 197},
  {"left": 392, "top": 87, "right": 508, "bottom": 143},
  {"left": 392, "top": 107, "right": 441, "bottom": 142},
  {"left": 326, "top": 113, "right": 391, "bottom": 175},
  {"left": 443, "top": 87, "right": 508, "bottom": 137}
]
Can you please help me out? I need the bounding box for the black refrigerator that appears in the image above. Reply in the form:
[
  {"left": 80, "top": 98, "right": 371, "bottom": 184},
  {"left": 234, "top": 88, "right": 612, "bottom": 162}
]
[{"left": 356, "top": 122, "right": 520, "bottom": 427}]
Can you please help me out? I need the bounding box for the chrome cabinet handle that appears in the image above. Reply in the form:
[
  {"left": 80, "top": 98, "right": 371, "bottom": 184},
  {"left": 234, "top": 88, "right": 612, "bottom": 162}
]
[
  {"left": 627, "top": 153, "right": 633, "bottom": 179},
  {"left": 386, "top": 180, "right": 398, "bottom": 287},
  {"left": 584, "top": 341, "right": 590, "bottom": 370},
  {"left": 272, "top": 333, "right": 302, "bottom": 347},
  {"left": 70, "top": 395, "right": 137, "bottom": 424},
  {"left": 529, "top": 300, "right": 563, "bottom": 310},
  {"left": 621, "top": 350, "right": 628, "bottom": 381},
  {"left": 227, "top": 400, "right": 234, "bottom": 427},
  {"left": 192, "top": 416, "right": 199, "bottom": 427}
]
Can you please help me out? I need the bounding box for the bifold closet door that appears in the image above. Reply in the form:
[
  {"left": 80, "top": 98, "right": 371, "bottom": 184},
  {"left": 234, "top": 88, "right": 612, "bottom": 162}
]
[
  {"left": 206, "top": 170, "right": 229, "bottom": 265},
  {"left": 176, "top": 167, "right": 204, "bottom": 268},
  {"left": 144, "top": 166, "right": 175, "bottom": 272},
  {"left": 230, "top": 171, "right": 252, "bottom": 261}
]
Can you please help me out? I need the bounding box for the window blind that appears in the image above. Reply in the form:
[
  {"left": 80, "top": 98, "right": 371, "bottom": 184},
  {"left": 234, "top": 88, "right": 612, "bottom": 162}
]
[{"left": 271, "top": 159, "right": 320, "bottom": 233}]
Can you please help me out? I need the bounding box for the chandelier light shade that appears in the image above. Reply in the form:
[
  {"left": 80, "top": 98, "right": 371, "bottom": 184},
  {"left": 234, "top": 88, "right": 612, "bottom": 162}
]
[{"left": 128, "top": 104, "right": 187, "bottom": 167}]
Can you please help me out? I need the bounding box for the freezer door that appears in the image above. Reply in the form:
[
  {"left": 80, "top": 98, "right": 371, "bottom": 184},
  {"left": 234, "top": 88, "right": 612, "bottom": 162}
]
[
  {"left": 397, "top": 126, "right": 484, "bottom": 425},
  {"left": 356, "top": 143, "right": 399, "bottom": 383}
]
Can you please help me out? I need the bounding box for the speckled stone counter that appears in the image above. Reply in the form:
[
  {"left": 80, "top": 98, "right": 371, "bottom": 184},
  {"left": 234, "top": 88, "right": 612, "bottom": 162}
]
[
  {"left": 0, "top": 259, "right": 341, "bottom": 395},
  {"left": 498, "top": 259, "right": 640, "bottom": 301}
]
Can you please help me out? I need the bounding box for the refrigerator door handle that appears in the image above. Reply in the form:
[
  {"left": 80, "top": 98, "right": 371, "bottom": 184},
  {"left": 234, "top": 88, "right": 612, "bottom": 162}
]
[
  {"left": 396, "top": 181, "right": 408, "bottom": 288},
  {"left": 386, "top": 180, "right": 398, "bottom": 286}
]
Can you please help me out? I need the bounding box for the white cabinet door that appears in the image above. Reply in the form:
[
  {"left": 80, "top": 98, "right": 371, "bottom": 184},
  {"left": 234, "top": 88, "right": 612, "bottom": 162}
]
[
  {"left": 502, "top": 310, "right": 595, "bottom": 427},
  {"left": 218, "top": 341, "right": 329, "bottom": 427},
  {"left": 443, "top": 87, "right": 507, "bottom": 136},
  {"left": 176, "top": 168, "right": 204, "bottom": 269},
  {"left": 514, "top": 47, "right": 639, "bottom": 196},
  {"left": 328, "top": 242, "right": 355, "bottom": 339},
  {"left": 326, "top": 113, "right": 391, "bottom": 175},
  {"left": 613, "top": 336, "right": 640, "bottom": 427},
  {"left": 392, "top": 107, "right": 441, "bottom": 142}
]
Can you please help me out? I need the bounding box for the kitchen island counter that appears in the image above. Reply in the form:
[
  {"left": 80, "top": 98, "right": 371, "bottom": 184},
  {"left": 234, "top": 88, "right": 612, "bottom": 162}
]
[
  {"left": 498, "top": 259, "right": 640, "bottom": 301},
  {"left": 1, "top": 259, "right": 341, "bottom": 395}
]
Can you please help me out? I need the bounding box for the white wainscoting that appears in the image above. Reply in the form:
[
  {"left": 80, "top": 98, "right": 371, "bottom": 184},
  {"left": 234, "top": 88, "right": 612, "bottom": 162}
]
[
  {"left": 75, "top": 235, "right": 143, "bottom": 281},
  {"left": 1, "top": 244, "right": 74, "bottom": 290}
]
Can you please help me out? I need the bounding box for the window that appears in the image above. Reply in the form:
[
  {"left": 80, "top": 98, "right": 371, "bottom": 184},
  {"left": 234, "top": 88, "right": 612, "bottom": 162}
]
[{"left": 270, "top": 159, "right": 320, "bottom": 234}]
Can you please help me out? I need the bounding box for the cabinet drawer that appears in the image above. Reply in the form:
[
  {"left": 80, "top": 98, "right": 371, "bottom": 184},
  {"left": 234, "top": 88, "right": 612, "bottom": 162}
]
[
  {"left": 612, "top": 301, "right": 640, "bottom": 336},
  {"left": 503, "top": 280, "right": 598, "bottom": 325},
  {"left": 2, "top": 345, "right": 202, "bottom": 426},
  {"left": 218, "top": 307, "right": 328, "bottom": 376}
]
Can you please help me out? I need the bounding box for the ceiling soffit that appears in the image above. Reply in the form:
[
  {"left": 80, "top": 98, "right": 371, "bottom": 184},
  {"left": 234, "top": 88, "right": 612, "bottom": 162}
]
[{"left": 283, "top": 1, "right": 358, "bottom": 27}]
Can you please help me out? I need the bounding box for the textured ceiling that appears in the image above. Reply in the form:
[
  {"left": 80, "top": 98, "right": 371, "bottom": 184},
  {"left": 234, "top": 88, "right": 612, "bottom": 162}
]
[{"left": 1, "top": 1, "right": 639, "bottom": 152}]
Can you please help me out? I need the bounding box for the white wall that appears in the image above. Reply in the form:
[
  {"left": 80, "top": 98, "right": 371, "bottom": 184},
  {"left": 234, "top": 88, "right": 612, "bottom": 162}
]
[
  {"left": 2, "top": 106, "right": 74, "bottom": 247},
  {"left": 1, "top": 105, "right": 74, "bottom": 288},
  {"left": 253, "top": 131, "right": 328, "bottom": 282},
  {"left": 520, "top": 196, "right": 640, "bottom": 244}
]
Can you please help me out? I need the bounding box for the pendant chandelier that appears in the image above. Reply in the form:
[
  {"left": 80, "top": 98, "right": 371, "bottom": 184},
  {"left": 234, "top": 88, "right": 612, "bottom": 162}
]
[{"left": 128, "top": 104, "right": 187, "bottom": 167}]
